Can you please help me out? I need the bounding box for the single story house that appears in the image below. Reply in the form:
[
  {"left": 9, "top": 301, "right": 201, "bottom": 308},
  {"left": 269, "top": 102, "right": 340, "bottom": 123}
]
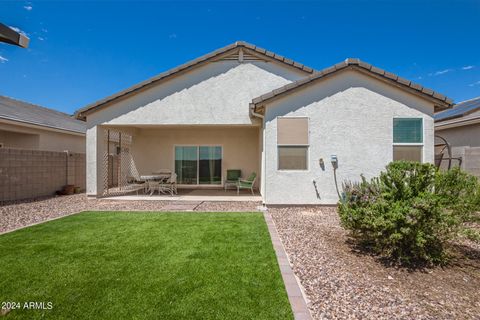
[
  {"left": 75, "top": 41, "right": 452, "bottom": 205},
  {"left": 435, "top": 97, "right": 480, "bottom": 177},
  {"left": 0, "top": 95, "right": 86, "bottom": 153}
]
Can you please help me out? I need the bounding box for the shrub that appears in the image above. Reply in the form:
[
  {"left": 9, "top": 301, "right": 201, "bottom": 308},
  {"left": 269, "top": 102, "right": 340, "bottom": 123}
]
[{"left": 338, "top": 161, "right": 480, "bottom": 266}]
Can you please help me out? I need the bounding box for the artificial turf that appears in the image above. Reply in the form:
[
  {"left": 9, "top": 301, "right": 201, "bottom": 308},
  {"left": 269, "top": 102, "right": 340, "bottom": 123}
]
[{"left": 0, "top": 211, "right": 292, "bottom": 319}]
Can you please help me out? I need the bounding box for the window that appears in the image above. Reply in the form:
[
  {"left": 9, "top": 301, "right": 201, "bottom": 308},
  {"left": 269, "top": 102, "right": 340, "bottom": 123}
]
[
  {"left": 277, "top": 117, "right": 309, "bottom": 170},
  {"left": 393, "top": 118, "right": 423, "bottom": 162},
  {"left": 175, "top": 146, "right": 222, "bottom": 185}
]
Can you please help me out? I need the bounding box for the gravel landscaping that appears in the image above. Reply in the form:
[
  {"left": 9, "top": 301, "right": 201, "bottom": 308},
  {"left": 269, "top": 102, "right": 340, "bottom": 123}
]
[
  {"left": 0, "top": 194, "right": 260, "bottom": 234},
  {"left": 270, "top": 207, "right": 480, "bottom": 320}
]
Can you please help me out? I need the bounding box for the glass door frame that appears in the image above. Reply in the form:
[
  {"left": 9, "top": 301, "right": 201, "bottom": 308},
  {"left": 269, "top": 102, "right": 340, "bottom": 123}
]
[{"left": 173, "top": 144, "right": 223, "bottom": 188}]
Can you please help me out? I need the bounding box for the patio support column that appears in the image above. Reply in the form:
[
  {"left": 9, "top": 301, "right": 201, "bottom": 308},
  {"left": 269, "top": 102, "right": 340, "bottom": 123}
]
[{"left": 86, "top": 125, "right": 105, "bottom": 197}]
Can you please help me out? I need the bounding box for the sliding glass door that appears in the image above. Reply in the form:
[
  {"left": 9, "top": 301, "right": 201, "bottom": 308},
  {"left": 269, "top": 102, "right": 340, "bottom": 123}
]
[
  {"left": 199, "top": 146, "right": 222, "bottom": 185},
  {"left": 175, "top": 146, "right": 222, "bottom": 185},
  {"left": 175, "top": 146, "right": 198, "bottom": 184}
]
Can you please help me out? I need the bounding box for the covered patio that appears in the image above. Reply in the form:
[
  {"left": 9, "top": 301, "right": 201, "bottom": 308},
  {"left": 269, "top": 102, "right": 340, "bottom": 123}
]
[{"left": 97, "top": 126, "right": 262, "bottom": 200}]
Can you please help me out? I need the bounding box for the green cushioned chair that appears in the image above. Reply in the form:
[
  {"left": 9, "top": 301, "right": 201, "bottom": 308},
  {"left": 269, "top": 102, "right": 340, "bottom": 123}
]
[
  {"left": 237, "top": 172, "right": 256, "bottom": 195},
  {"left": 224, "top": 169, "right": 242, "bottom": 191}
]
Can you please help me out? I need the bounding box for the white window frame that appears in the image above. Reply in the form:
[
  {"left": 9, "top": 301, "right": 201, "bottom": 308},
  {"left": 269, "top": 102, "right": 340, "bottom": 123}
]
[
  {"left": 276, "top": 116, "right": 310, "bottom": 171},
  {"left": 392, "top": 117, "right": 424, "bottom": 162}
]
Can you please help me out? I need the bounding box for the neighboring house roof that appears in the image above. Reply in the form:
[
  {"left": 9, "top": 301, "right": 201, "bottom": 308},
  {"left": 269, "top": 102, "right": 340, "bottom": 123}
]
[
  {"left": 251, "top": 58, "right": 453, "bottom": 113},
  {"left": 434, "top": 96, "right": 480, "bottom": 122},
  {"left": 0, "top": 22, "right": 29, "bottom": 48},
  {"left": 0, "top": 95, "right": 86, "bottom": 134},
  {"left": 75, "top": 41, "right": 315, "bottom": 120},
  {"left": 435, "top": 96, "right": 480, "bottom": 130}
]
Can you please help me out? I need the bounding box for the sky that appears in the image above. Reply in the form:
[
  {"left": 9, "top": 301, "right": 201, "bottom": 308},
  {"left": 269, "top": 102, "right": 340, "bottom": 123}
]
[{"left": 0, "top": 0, "right": 479, "bottom": 115}]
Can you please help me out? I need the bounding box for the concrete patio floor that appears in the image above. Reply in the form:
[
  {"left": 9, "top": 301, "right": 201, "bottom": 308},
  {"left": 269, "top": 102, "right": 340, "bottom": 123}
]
[{"left": 103, "top": 188, "right": 262, "bottom": 202}]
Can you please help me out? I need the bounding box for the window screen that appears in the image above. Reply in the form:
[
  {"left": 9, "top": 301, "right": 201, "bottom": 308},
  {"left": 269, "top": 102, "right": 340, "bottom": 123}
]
[
  {"left": 393, "top": 118, "right": 423, "bottom": 143},
  {"left": 277, "top": 117, "right": 309, "bottom": 145},
  {"left": 278, "top": 146, "right": 308, "bottom": 170},
  {"left": 393, "top": 146, "right": 422, "bottom": 162}
]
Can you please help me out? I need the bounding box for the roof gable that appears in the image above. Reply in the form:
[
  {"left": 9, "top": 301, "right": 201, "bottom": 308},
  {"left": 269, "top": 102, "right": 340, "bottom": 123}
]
[
  {"left": 75, "top": 41, "right": 314, "bottom": 120},
  {"left": 251, "top": 58, "right": 453, "bottom": 114}
]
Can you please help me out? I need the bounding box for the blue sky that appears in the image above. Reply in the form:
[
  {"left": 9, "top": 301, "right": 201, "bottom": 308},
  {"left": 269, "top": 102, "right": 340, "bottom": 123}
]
[{"left": 1, "top": 0, "right": 479, "bottom": 115}]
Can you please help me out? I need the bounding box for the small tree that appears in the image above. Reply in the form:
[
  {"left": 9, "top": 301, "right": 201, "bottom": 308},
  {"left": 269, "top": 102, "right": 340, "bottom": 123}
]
[{"left": 339, "top": 161, "right": 480, "bottom": 266}]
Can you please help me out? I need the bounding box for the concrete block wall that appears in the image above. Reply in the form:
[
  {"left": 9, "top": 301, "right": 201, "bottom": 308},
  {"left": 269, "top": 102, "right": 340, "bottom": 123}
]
[
  {"left": 440, "top": 146, "right": 480, "bottom": 178},
  {"left": 464, "top": 147, "right": 480, "bottom": 178},
  {"left": 0, "top": 148, "right": 86, "bottom": 201}
]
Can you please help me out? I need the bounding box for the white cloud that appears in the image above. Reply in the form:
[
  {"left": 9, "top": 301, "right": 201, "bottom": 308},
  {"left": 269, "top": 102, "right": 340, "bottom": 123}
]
[
  {"left": 432, "top": 69, "right": 453, "bottom": 76},
  {"left": 0, "top": 55, "right": 8, "bottom": 63},
  {"left": 462, "top": 65, "right": 474, "bottom": 70},
  {"left": 468, "top": 80, "right": 480, "bottom": 87},
  {"left": 38, "top": 36, "right": 45, "bottom": 41},
  {"left": 23, "top": 5, "right": 32, "bottom": 11},
  {"left": 168, "top": 33, "right": 177, "bottom": 39}
]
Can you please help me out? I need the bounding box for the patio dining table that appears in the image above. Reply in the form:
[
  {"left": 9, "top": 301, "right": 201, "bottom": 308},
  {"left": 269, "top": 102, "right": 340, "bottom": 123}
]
[
  {"left": 140, "top": 173, "right": 172, "bottom": 196},
  {"left": 140, "top": 174, "right": 171, "bottom": 182}
]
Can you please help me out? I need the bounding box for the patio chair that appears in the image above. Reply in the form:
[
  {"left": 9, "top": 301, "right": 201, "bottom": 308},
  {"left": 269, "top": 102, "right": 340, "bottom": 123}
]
[
  {"left": 146, "top": 180, "right": 159, "bottom": 195},
  {"left": 237, "top": 172, "right": 256, "bottom": 195},
  {"left": 158, "top": 172, "right": 177, "bottom": 196},
  {"left": 224, "top": 169, "right": 241, "bottom": 191},
  {"left": 168, "top": 172, "right": 178, "bottom": 195}
]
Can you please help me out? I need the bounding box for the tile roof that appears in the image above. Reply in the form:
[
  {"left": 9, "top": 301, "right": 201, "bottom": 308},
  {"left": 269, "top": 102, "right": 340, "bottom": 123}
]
[
  {"left": 0, "top": 95, "right": 85, "bottom": 134},
  {"left": 434, "top": 96, "right": 480, "bottom": 122},
  {"left": 75, "top": 41, "right": 315, "bottom": 120},
  {"left": 251, "top": 58, "right": 453, "bottom": 112}
]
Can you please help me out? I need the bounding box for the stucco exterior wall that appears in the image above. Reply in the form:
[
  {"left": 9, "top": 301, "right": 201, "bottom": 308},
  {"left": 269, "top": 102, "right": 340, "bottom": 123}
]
[
  {"left": 436, "top": 122, "right": 480, "bottom": 148},
  {"left": 85, "top": 60, "right": 307, "bottom": 196},
  {"left": 262, "top": 70, "right": 436, "bottom": 205},
  {"left": 130, "top": 126, "right": 260, "bottom": 187},
  {"left": 86, "top": 61, "right": 306, "bottom": 127},
  {"left": 0, "top": 120, "right": 85, "bottom": 153}
]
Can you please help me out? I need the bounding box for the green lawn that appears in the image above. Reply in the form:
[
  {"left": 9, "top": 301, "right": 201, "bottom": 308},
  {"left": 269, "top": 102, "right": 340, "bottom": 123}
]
[{"left": 0, "top": 212, "right": 292, "bottom": 320}]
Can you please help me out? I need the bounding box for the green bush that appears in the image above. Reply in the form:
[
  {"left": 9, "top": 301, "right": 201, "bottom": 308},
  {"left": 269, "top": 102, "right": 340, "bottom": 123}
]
[{"left": 338, "top": 161, "right": 480, "bottom": 266}]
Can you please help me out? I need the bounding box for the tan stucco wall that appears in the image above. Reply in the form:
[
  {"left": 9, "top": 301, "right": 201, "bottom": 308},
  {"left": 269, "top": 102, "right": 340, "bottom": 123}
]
[
  {"left": 0, "top": 129, "right": 39, "bottom": 149},
  {"left": 0, "top": 121, "right": 85, "bottom": 153},
  {"left": 129, "top": 126, "right": 260, "bottom": 187},
  {"left": 436, "top": 123, "right": 480, "bottom": 148}
]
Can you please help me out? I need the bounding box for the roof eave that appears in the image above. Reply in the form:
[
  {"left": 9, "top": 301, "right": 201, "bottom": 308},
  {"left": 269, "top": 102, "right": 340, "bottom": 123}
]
[{"left": 252, "top": 61, "right": 453, "bottom": 114}]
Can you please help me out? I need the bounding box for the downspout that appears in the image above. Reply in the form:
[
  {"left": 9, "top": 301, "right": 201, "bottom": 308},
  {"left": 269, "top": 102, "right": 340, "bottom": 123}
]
[{"left": 250, "top": 104, "right": 266, "bottom": 206}]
